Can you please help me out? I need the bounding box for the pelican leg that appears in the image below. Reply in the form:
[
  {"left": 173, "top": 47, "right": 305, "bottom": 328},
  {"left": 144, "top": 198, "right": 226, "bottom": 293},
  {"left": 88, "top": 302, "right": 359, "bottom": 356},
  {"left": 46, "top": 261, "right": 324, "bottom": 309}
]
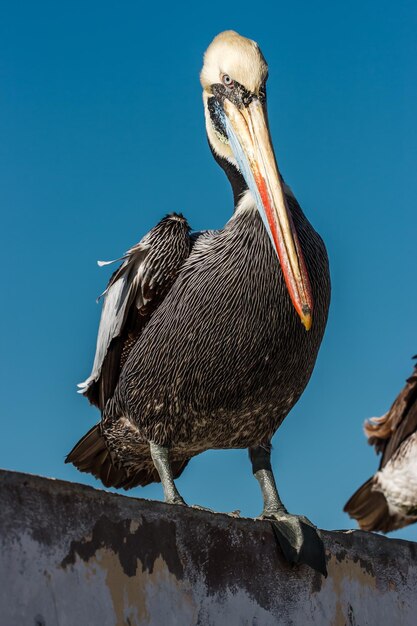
[
  {"left": 149, "top": 442, "right": 186, "bottom": 505},
  {"left": 249, "top": 444, "right": 327, "bottom": 576}
]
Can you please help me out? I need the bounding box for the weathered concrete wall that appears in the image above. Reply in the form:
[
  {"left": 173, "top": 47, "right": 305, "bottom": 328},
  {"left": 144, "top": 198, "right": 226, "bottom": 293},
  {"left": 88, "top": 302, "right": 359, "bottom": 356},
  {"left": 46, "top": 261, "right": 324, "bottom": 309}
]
[{"left": 1, "top": 470, "right": 416, "bottom": 626}]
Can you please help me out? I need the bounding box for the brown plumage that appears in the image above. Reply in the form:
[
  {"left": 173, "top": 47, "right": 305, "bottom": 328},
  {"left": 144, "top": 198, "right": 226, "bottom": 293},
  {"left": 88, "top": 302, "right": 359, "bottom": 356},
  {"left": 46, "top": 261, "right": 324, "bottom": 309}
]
[
  {"left": 67, "top": 213, "right": 193, "bottom": 487},
  {"left": 67, "top": 31, "right": 330, "bottom": 502},
  {"left": 344, "top": 358, "right": 417, "bottom": 532},
  {"left": 68, "top": 423, "right": 189, "bottom": 489}
]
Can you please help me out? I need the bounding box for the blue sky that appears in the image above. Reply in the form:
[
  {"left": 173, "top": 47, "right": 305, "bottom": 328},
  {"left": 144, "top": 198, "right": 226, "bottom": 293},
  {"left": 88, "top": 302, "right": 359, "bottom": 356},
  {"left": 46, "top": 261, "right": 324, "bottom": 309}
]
[{"left": 1, "top": 0, "right": 416, "bottom": 541}]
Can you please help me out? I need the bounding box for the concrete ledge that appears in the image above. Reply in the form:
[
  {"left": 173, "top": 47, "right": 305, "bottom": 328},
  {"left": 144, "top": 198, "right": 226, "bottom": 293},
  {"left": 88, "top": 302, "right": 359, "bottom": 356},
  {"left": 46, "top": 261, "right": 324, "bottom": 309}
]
[{"left": 1, "top": 469, "right": 416, "bottom": 625}]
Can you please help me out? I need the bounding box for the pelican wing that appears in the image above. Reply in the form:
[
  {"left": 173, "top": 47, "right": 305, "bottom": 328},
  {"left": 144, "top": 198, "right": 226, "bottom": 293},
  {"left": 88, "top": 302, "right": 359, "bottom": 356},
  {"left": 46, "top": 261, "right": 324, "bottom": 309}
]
[
  {"left": 366, "top": 360, "right": 417, "bottom": 468},
  {"left": 344, "top": 358, "right": 417, "bottom": 532},
  {"left": 78, "top": 213, "right": 192, "bottom": 409}
]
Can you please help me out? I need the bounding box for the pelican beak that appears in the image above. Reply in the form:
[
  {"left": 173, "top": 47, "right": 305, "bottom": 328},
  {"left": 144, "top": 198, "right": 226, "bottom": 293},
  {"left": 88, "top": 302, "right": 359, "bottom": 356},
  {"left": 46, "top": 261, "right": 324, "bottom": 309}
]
[{"left": 222, "top": 97, "right": 313, "bottom": 330}]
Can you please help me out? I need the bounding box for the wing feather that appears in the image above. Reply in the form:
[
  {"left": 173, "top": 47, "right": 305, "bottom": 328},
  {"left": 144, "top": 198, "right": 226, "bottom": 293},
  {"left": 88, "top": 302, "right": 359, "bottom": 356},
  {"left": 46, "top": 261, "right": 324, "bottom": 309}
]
[
  {"left": 364, "top": 358, "right": 417, "bottom": 467},
  {"left": 345, "top": 357, "right": 417, "bottom": 532},
  {"left": 78, "top": 213, "right": 192, "bottom": 409}
]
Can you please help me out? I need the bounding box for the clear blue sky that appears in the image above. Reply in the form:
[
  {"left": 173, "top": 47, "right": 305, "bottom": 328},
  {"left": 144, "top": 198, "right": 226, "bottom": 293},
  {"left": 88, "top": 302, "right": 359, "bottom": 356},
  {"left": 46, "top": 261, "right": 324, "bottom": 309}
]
[{"left": 1, "top": 0, "right": 416, "bottom": 541}]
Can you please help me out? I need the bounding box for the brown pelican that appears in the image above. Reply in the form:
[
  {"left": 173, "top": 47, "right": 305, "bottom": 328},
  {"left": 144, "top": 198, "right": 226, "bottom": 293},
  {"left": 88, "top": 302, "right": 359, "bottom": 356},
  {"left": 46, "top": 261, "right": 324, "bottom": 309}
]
[
  {"left": 345, "top": 359, "right": 417, "bottom": 532},
  {"left": 67, "top": 31, "right": 330, "bottom": 573}
]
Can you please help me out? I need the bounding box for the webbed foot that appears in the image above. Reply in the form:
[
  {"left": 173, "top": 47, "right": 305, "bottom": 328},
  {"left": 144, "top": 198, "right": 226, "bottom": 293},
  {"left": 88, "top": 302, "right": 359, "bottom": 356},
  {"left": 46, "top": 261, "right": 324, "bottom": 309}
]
[
  {"left": 191, "top": 505, "right": 240, "bottom": 517},
  {"left": 249, "top": 445, "right": 327, "bottom": 576},
  {"left": 259, "top": 510, "right": 327, "bottom": 576},
  {"left": 191, "top": 504, "right": 216, "bottom": 513}
]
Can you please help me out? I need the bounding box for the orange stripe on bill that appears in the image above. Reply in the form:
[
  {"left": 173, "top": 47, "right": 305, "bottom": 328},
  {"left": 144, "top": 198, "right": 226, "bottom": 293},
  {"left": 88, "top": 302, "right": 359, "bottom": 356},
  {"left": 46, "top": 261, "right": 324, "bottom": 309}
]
[{"left": 223, "top": 97, "right": 313, "bottom": 330}]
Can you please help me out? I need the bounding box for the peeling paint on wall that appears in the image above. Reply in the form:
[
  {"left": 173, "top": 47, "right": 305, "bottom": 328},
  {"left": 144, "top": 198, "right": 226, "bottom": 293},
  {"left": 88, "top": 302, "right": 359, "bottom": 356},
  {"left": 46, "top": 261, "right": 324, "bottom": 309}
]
[{"left": 1, "top": 470, "right": 417, "bottom": 626}]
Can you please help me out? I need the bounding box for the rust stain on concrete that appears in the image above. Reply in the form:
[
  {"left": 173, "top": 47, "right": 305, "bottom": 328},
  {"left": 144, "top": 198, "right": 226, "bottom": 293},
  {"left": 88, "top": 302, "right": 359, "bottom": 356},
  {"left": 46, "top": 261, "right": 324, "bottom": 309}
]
[
  {"left": 327, "top": 549, "right": 377, "bottom": 626},
  {"left": 89, "top": 546, "right": 149, "bottom": 626}
]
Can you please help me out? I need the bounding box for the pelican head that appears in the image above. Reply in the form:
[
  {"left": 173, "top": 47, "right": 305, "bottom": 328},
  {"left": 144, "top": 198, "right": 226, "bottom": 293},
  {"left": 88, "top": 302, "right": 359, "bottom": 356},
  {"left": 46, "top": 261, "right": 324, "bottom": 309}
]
[{"left": 201, "top": 30, "right": 313, "bottom": 331}]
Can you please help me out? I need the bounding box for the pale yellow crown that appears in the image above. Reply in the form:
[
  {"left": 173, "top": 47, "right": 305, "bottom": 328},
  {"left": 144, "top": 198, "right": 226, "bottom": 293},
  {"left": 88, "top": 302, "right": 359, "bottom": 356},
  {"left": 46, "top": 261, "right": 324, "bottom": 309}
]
[{"left": 200, "top": 30, "right": 268, "bottom": 95}]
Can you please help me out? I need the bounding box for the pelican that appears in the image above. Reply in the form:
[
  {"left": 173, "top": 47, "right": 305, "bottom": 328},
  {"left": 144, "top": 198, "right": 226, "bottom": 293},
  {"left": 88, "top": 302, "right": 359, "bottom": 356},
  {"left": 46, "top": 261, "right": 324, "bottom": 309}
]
[
  {"left": 67, "top": 31, "right": 330, "bottom": 573},
  {"left": 345, "top": 359, "right": 417, "bottom": 532}
]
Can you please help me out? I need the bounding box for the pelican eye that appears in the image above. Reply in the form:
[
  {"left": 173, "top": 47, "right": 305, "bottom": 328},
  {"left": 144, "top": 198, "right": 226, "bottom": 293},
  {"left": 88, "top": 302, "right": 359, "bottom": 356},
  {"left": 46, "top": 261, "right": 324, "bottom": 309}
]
[{"left": 221, "top": 74, "right": 234, "bottom": 88}]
